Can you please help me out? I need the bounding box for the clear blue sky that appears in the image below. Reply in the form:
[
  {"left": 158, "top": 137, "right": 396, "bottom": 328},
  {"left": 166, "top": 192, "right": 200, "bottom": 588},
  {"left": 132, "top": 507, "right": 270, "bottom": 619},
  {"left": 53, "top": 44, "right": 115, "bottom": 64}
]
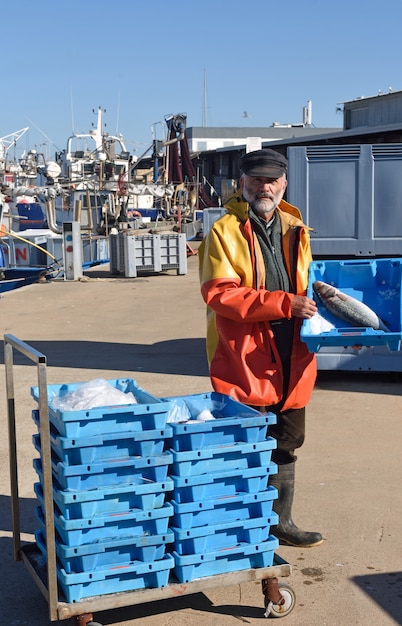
[{"left": 2, "top": 0, "right": 402, "bottom": 159}]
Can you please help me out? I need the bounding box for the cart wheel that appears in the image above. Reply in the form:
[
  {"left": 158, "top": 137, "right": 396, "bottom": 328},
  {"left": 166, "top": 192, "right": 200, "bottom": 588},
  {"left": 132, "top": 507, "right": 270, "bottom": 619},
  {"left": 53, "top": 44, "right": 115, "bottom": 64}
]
[
  {"left": 264, "top": 583, "right": 296, "bottom": 618},
  {"left": 86, "top": 622, "right": 103, "bottom": 626}
]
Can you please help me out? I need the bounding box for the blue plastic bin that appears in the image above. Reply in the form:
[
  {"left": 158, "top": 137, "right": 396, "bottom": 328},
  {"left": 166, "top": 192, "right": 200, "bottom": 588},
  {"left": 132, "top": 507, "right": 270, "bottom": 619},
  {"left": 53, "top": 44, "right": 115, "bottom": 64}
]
[
  {"left": 163, "top": 392, "right": 276, "bottom": 451},
  {"left": 33, "top": 449, "right": 172, "bottom": 491},
  {"left": 32, "top": 409, "right": 172, "bottom": 464},
  {"left": 57, "top": 554, "right": 174, "bottom": 602},
  {"left": 35, "top": 529, "right": 174, "bottom": 573},
  {"left": 172, "top": 537, "right": 279, "bottom": 582},
  {"left": 171, "top": 464, "right": 277, "bottom": 504},
  {"left": 33, "top": 456, "right": 173, "bottom": 518},
  {"left": 170, "top": 439, "right": 275, "bottom": 477},
  {"left": 35, "top": 502, "right": 173, "bottom": 546},
  {"left": 34, "top": 477, "right": 172, "bottom": 520},
  {"left": 171, "top": 514, "right": 278, "bottom": 555},
  {"left": 31, "top": 378, "right": 171, "bottom": 437},
  {"left": 168, "top": 413, "right": 274, "bottom": 451},
  {"left": 171, "top": 487, "right": 277, "bottom": 529},
  {"left": 302, "top": 258, "right": 402, "bottom": 351}
]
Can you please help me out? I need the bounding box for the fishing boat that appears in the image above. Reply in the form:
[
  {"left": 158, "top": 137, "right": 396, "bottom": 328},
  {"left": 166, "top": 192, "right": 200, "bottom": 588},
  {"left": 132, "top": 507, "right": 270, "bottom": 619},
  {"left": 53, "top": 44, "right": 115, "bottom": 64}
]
[
  {"left": 0, "top": 108, "right": 216, "bottom": 286},
  {"left": 0, "top": 266, "right": 53, "bottom": 294}
]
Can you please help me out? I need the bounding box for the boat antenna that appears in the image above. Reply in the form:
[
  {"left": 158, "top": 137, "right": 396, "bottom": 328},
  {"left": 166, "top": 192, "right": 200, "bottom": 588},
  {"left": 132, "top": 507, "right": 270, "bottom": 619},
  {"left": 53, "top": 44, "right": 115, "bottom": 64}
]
[
  {"left": 116, "top": 90, "right": 121, "bottom": 135},
  {"left": 202, "top": 69, "right": 208, "bottom": 127},
  {"left": 70, "top": 86, "right": 75, "bottom": 133},
  {"left": 25, "top": 117, "right": 62, "bottom": 152}
]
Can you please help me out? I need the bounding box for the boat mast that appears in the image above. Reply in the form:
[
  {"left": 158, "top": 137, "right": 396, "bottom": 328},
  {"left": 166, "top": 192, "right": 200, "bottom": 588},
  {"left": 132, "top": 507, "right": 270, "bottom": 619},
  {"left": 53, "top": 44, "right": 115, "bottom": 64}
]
[
  {"left": 202, "top": 69, "right": 208, "bottom": 127},
  {"left": 92, "top": 106, "right": 105, "bottom": 153}
]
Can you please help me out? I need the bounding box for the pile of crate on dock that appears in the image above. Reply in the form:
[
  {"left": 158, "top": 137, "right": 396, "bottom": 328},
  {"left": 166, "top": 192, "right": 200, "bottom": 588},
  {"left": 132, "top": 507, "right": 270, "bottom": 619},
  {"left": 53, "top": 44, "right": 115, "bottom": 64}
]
[
  {"left": 31, "top": 378, "right": 175, "bottom": 603},
  {"left": 164, "top": 392, "right": 280, "bottom": 583},
  {"left": 31, "top": 379, "right": 281, "bottom": 600}
]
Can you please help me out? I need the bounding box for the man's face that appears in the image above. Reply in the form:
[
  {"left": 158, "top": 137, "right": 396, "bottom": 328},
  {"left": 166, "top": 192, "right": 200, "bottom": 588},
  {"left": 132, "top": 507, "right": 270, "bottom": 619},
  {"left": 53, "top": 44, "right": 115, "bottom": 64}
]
[{"left": 240, "top": 173, "right": 287, "bottom": 221}]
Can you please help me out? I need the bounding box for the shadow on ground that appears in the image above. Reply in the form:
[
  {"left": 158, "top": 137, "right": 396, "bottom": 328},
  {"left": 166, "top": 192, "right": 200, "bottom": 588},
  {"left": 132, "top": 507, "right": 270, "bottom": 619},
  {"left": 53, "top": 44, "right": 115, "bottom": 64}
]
[
  {"left": 2, "top": 337, "right": 401, "bottom": 393},
  {"left": 352, "top": 572, "right": 402, "bottom": 625},
  {"left": 78, "top": 591, "right": 267, "bottom": 625},
  {"left": 0, "top": 494, "right": 38, "bottom": 535},
  {"left": 316, "top": 370, "right": 402, "bottom": 395},
  {"left": 0, "top": 338, "right": 209, "bottom": 377}
]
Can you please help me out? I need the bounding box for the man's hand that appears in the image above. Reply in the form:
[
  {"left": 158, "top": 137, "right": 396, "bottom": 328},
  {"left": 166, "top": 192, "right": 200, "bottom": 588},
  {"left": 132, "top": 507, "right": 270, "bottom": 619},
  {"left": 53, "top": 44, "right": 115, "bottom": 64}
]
[{"left": 290, "top": 295, "right": 318, "bottom": 319}]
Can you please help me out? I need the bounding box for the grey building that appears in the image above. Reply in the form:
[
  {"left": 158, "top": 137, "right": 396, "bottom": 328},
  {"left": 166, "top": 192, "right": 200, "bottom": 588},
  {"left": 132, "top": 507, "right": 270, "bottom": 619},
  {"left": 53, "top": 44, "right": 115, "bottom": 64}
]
[{"left": 191, "top": 90, "right": 402, "bottom": 201}]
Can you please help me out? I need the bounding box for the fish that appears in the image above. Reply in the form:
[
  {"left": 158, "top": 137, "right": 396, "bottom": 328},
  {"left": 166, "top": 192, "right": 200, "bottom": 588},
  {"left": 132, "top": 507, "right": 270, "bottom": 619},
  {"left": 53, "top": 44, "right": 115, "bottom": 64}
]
[{"left": 312, "top": 280, "right": 389, "bottom": 331}]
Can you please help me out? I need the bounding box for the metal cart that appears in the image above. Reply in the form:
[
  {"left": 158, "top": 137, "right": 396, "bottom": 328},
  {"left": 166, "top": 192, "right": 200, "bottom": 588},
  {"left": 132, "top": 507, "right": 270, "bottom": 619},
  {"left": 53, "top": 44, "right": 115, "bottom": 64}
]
[{"left": 5, "top": 333, "right": 296, "bottom": 625}]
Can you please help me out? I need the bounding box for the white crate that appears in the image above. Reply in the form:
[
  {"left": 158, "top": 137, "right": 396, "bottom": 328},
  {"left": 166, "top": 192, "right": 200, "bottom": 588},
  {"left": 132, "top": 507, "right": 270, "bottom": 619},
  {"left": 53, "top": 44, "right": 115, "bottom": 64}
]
[
  {"left": 110, "top": 233, "right": 187, "bottom": 277},
  {"left": 202, "top": 208, "right": 226, "bottom": 235}
]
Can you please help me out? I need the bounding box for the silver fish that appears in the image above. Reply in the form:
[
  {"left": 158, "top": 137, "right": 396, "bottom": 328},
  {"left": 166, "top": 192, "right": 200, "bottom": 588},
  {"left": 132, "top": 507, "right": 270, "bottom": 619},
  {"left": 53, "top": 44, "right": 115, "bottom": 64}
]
[{"left": 313, "top": 280, "right": 389, "bottom": 331}]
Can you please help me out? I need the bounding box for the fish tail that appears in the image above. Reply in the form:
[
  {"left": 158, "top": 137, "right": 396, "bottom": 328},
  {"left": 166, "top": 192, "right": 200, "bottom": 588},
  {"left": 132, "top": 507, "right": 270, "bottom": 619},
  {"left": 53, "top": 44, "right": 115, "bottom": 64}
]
[{"left": 378, "top": 318, "right": 390, "bottom": 332}]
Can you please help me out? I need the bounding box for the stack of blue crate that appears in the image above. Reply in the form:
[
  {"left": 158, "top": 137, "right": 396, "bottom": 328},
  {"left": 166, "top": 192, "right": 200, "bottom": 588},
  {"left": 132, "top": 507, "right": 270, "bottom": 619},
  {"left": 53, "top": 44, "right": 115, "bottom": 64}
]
[
  {"left": 31, "top": 378, "right": 175, "bottom": 602},
  {"left": 164, "top": 392, "right": 280, "bottom": 583}
]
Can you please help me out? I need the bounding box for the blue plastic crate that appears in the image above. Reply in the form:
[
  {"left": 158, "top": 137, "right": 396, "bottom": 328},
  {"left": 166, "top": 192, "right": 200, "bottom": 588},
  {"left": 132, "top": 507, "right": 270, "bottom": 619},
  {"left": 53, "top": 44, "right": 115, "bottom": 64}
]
[
  {"left": 57, "top": 554, "right": 174, "bottom": 602},
  {"left": 163, "top": 392, "right": 276, "bottom": 451},
  {"left": 32, "top": 409, "right": 172, "bottom": 463},
  {"left": 52, "top": 481, "right": 171, "bottom": 518},
  {"left": 171, "top": 487, "right": 277, "bottom": 529},
  {"left": 171, "top": 464, "right": 277, "bottom": 504},
  {"left": 171, "top": 515, "right": 278, "bottom": 555},
  {"left": 34, "top": 457, "right": 172, "bottom": 501},
  {"left": 34, "top": 478, "right": 172, "bottom": 520},
  {"left": 34, "top": 459, "right": 173, "bottom": 518},
  {"left": 302, "top": 258, "right": 402, "bottom": 351},
  {"left": 35, "top": 502, "right": 173, "bottom": 546},
  {"left": 170, "top": 439, "right": 275, "bottom": 477},
  {"left": 32, "top": 449, "right": 172, "bottom": 491},
  {"left": 31, "top": 378, "right": 170, "bottom": 437},
  {"left": 35, "top": 529, "right": 174, "bottom": 573},
  {"left": 173, "top": 538, "right": 279, "bottom": 582}
]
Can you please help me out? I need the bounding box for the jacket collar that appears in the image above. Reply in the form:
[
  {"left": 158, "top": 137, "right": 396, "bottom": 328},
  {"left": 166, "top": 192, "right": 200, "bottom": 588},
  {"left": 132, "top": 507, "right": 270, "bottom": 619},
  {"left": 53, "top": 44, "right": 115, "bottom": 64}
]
[{"left": 224, "top": 189, "right": 310, "bottom": 229}]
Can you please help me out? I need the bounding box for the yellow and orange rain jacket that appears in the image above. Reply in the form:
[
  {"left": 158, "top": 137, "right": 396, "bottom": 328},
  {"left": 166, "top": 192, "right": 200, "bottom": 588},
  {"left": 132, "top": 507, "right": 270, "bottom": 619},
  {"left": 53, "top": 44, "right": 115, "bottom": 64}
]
[{"left": 199, "top": 189, "right": 317, "bottom": 411}]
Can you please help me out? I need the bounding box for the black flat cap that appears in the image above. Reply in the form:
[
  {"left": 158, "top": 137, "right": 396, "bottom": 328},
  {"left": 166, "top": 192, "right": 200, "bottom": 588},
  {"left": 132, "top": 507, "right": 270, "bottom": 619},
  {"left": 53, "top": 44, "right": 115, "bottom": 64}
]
[{"left": 240, "top": 148, "right": 288, "bottom": 178}]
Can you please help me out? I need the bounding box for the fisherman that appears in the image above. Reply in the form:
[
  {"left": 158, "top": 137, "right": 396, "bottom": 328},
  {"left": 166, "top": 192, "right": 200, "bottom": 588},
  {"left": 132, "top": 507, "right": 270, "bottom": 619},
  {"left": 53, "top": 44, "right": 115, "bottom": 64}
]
[{"left": 198, "top": 148, "right": 323, "bottom": 547}]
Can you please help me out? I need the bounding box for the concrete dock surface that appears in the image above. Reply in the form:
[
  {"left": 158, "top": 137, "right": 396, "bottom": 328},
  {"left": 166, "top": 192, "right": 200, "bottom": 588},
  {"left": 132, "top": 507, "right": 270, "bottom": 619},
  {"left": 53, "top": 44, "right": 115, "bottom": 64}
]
[{"left": 0, "top": 247, "right": 401, "bottom": 626}]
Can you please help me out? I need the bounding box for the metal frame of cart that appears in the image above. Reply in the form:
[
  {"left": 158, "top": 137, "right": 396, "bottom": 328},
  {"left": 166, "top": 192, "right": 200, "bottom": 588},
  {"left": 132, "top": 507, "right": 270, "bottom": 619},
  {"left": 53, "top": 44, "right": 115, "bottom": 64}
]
[{"left": 5, "top": 333, "right": 295, "bottom": 625}]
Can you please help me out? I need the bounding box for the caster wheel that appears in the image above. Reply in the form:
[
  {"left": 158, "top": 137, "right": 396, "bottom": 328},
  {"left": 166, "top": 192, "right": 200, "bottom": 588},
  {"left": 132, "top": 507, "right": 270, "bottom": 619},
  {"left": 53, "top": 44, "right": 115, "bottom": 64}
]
[
  {"left": 264, "top": 583, "right": 296, "bottom": 618},
  {"left": 87, "top": 622, "right": 103, "bottom": 626}
]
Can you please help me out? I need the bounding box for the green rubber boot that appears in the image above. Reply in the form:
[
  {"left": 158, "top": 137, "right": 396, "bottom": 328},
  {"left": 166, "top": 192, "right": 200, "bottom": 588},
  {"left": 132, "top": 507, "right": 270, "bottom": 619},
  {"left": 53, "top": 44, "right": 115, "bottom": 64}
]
[{"left": 269, "top": 462, "right": 323, "bottom": 547}]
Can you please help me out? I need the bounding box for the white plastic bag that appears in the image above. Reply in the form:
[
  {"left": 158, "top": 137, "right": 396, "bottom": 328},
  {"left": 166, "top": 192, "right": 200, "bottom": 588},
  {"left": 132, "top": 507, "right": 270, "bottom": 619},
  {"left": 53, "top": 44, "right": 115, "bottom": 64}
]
[
  {"left": 309, "top": 312, "right": 335, "bottom": 335},
  {"left": 166, "top": 399, "right": 192, "bottom": 423},
  {"left": 166, "top": 398, "right": 216, "bottom": 423},
  {"left": 51, "top": 378, "right": 137, "bottom": 411}
]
